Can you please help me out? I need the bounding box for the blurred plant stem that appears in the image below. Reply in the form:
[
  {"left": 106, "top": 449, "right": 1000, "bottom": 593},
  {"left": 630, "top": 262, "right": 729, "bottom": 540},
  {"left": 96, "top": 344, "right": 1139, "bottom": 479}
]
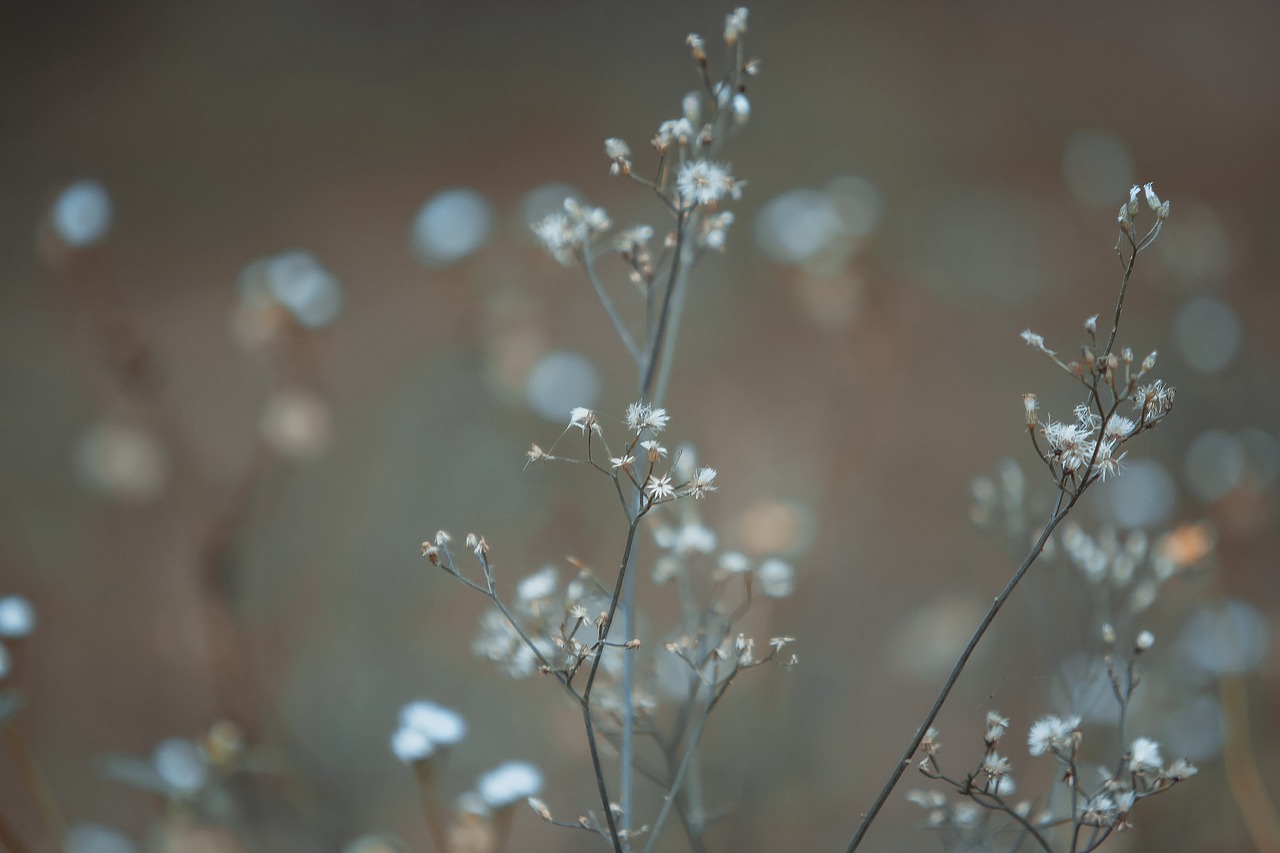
[{"left": 1221, "top": 674, "right": 1280, "bottom": 853}]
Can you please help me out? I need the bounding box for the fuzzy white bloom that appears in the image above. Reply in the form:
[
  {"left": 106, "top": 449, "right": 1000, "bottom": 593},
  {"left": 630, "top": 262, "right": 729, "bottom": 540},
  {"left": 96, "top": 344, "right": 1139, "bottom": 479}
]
[
  {"left": 1167, "top": 758, "right": 1198, "bottom": 780},
  {"left": 1130, "top": 737, "right": 1162, "bottom": 770},
  {"left": 1084, "top": 314, "right": 1098, "bottom": 334},
  {"left": 688, "top": 466, "right": 719, "bottom": 499},
  {"left": 1104, "top": 415, "right": 1136, "bottom": 438},
  {"left": 391, "top": 726, "right": 435, "bottom": 763},
  {"left": 982, "top": 752, "right": 1011, "bottom": 778},
  {"left": 152, "top": 738, "right": 208, "bottom": 794},
  {"left": 477, "top": 761, "right": 544, "bottom": 808},
  {"left": 0, "top": 596, "right": 36, "bottom": 638},
  {"left": 756, "top": 558, "right": 796, "bottom": 598},
  {"left": 610, "top": 454, "right": 635, "bottom": 470},
  {"left": 718, "top": 551, "right": 751, "bottom": 573},
  {"left": 626, "top": 402, "right": 670, "bottom": 434},
  {"left": 1027, "top": 714, "right": 1080, "bottom": 756},
  {"left": 682, "top": 91, "right": 701, "bottom": 124},
  {"left": 516, "top": 567, "right": 557, "bottom": 602},
  {"left": 568, "top": 407, "right": 595, "bottom": 433},
  {"left": 724, "top": 7, "right": 749, "bottom": 43},
  {"left": 1020, "top": 329, "right": 1052, "bottom": 353},
  {"left": 676, "top": 160, "right": 738, "bottom": 207},
  {"left": 399, "top": 701, "right": 467, "bottom": 745},
  {"left": 533, "top": 198, "right": 611, "bottom": 264},
  {"left": 604, "top": 138, "right": 630, "bottom": 161},
  {"left": 1135, "top": 629, "right": 1155, "bottom": 651},
  {"left": 732, "top": 93, "right": 751, "bottom": 125},
  {"left": 655, "top": 118, "right": 694, "bottom": 149},
  {"left": 985, "top": 711, "right": 1010, "bottom": 742}
]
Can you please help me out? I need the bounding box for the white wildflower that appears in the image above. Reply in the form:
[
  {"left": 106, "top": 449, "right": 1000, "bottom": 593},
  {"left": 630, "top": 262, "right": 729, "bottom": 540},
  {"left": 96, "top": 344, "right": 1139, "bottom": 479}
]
[
  {"left": 1027, "top": 714, "right": 1080, "bottom": 756},
  {"left": 723, "top": 7, "right": 748, "bottom": 43},
  {"left": 1129, "top": 737, "right": 1162, "bottom": 771},
  {"left": 645, "top": 474, "right": 676, "bottom": 502},
  {"left": 676, "top": 160, "right": 737, "bottom": 207},
  {"left": 626, "top": 402, "right": 670, "bottom": 434},
  {"left": 688, "top": 466, "right": 718, "bottom": 499}
]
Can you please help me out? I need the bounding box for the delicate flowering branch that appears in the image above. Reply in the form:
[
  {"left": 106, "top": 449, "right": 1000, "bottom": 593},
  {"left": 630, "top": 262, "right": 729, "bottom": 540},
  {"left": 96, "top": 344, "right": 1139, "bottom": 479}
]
[{"left": 847, "top": 185, "right": 1177, "bottom": 852}]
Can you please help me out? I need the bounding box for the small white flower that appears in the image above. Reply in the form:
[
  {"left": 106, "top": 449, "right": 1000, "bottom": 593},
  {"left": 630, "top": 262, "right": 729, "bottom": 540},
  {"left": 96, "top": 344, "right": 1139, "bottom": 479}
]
[
  {"left": 568, "top": 407, "right": 596, "bottom": 433},
  {"left": 604, "top": 137, "right": 630, "bottom": 161},
  {"left": 1129, "top": 737, "right": 1162, "bottom": 771},
  {"left": 0, "top": 596, "right": 36, "bottom": 638},
  {"left": 645, "top": 474, "right": 676, "bottom": 502},
  {"left": 732, "top": 93, "right": 751, "bottom": 125},
  {"left": 1020, "top": 329, "right": 1053, "bottom": 354},
  {"left": 640, "top": 439, "right": 668, "bottom": 458},
  {"left": 610, "top": 454, "right": 635, "bottom": 470},
  {"left": 1135, "top": 630, "right": 1155, "bottom": 651},
  {"left": 982, "top": 752, "right": 1011, "bottom": 778},
  {"left": 718, "top": 551, "right": 751, "bottom": 573},
  {"left": 688, "top": 466, "right": 718, "bottom": 499},
  {"left": 1143, "top": 182, "right": 1162, "bottom": 212},
  {"left": 477, "top": 761, "right": 544, "bottom": 808},
  {"left": 1167, "top": 758, "right": 1198, "bottom": 780},
  {"left": 655, "top": 118, "right": 694, "bottom": 150},
  {"left": 1084, "top": 314, "right": 1099, "bottom": 334},
  {"left": 399, "top": 700, "right": 467, "bottom": 745},
  {"left": 723, "top": 7, "right": 748, "bottom": 43},
  {"left": 986, "top": 711, "right": 1010, "bottom": 742},
  {"left": 1104, "top": 415, "right": 1136, "bottom": 438},
  {"left": 1027, "top": 715, "right": 1080, "bottom": 756},
  {"left": 676, "top": 160, "right": 737, "bottom": 207},
  {"left": 626, "top": 402, "right": 670, "bottom": 434}
]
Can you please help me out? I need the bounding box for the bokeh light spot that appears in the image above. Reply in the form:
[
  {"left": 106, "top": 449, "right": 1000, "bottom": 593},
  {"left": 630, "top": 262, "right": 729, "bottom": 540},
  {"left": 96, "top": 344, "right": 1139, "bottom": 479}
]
[
  {"left": 525, "top": 350, "right": 600, "bottom": 422},
  {"left": 411, "top": 188, "right": 493, "bottom": 267}
]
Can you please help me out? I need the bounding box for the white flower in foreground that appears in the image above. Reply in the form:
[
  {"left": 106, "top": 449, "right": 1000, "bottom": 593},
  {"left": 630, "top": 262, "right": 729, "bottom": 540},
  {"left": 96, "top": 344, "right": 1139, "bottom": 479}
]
[
  {"left": 0, "top": 596, "right": 36, "bottom": 638},
  {"left": 626, "top": 402, "right": 670, "bottom": 435},
  {"left": 1027, "top": 714, "right": 1080, "bottom": 756},
  {"left": 568, "top": 407, "right": 596, "bottom": 433},
  {"left": 688, "top": 466, "right": 718, "bottom": 499},
  {"left": 645, "top": 474, "right": 676, "bottom": 502},
  {"left": 718, "top": 551, "right": 751, "bottom": 573},
  {"left": 676, "top": 160, "right": 738, "bottom": 207},
  {"left": 756, "top": 558, "right": 796, "bottom": 598},
  {"left": 1129, "top": 737, "right": 1162, "bottom": 771},
  {"left": 477, "top": 761, "right": 543, "bottom": 808},
  {"left": 399, "top": 700, "right": 467, "bottom": 746}
]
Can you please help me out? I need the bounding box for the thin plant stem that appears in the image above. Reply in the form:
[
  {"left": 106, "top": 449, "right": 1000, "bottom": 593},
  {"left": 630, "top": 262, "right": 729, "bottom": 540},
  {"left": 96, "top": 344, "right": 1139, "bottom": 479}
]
[
  {"left": 585, "top": 252, "right": 643, "bottom": 364},
  {"left": 643, "top": 667, "right": 738, "bottom": 853},
  {"left": 845, "top": 496, "right": 1076, "bottom": 852}
]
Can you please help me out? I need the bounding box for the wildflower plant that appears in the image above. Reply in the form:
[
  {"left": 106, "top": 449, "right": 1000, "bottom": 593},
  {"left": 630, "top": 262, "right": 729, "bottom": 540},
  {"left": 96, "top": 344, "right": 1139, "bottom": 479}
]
[
  {"left": 418, "top": 8, "right": 794, "bottom": 852},
  {"left": 847, "top": 186, "right": 1188, "bottom": 851}
]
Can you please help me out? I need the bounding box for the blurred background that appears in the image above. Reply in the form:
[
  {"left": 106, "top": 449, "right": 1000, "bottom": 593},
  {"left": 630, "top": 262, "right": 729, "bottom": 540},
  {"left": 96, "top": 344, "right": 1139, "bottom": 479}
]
[{"left": 2, "top": 1, "right": 1278, "bottom": 850}]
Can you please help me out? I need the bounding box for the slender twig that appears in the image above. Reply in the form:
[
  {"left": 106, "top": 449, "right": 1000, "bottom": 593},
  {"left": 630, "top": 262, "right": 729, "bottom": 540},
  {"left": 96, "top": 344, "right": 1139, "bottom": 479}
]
[
  {"left": 845, "top": 497, "right": 1076, "bottom": 852},
  {"left": 3, "top": 727, "right": 63, "bottom": 849},
  {"left": 643, "top": 666, "right": 738, "bottom": 853},
  {"left": 585, "top": 252, "right": 643, "bottom": 364}
]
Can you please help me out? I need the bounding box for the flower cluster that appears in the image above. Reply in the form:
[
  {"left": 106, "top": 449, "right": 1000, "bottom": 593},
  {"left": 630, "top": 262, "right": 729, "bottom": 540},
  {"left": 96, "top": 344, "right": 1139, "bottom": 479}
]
[{"left": 909, "top": 711, "right": 1196, "bottom": 848}]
